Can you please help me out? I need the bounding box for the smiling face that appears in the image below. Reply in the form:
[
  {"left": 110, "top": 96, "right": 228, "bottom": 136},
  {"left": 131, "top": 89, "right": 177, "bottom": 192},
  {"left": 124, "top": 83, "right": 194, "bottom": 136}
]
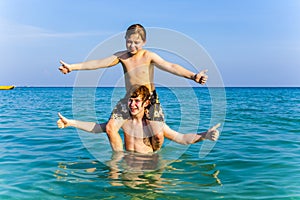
[
  {"left": 127, "top": 85, "right": 150, "bottom": 117},
  {"left": 125, "top": 33, "right": 145, "bottom": 55},
  {"left": 127, "top": 95, "right": 148, "bottom": 117}
]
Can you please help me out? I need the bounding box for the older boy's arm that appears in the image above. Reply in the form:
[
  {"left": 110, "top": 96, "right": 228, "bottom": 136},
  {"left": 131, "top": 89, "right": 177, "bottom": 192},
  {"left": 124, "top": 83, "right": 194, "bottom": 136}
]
[
  {"left": 163, "top": 123, "right": 220, "bottom": 144},
  {"left": 57, "top": 112, "right": 106, "bottom": 133},
  {"left": 59, "top": 55, "right": 120, "bottom": 74},
  {"left": 150, "top": 52, "right": 208, "bottom": 85},
  {"left": 163, "top": 124, "right": 202, "bottom": 145},
  {"left": 57, "top": 113, "right": 124, "bottom": 151}
]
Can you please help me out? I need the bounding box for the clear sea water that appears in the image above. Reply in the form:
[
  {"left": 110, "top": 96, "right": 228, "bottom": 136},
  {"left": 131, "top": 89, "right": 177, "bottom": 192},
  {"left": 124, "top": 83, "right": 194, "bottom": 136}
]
[{"left": 1, "top": 87, "right": 300, "bottom": 200}]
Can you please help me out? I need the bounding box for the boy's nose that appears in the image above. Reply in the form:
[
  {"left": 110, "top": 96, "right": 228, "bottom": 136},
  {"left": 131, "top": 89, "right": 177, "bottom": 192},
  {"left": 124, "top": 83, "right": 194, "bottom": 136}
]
[{"left": 129, "top": 101, "right": 135, "bottom": 106}]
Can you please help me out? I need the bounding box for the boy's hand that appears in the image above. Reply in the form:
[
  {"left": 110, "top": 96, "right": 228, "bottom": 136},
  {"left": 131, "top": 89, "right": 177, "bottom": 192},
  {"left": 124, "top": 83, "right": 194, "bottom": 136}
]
[
  {"left": 59, "top": 60, "right": 72, "bottom": 74},
  {"left": 57, "top": 112, "right": 70, "bottom": 129},
  {"left": 194, "top": 69, "right": 208, "bottom": 85},
  {"left": 203, "top": 123, "right": 220, "bottom": 141}
]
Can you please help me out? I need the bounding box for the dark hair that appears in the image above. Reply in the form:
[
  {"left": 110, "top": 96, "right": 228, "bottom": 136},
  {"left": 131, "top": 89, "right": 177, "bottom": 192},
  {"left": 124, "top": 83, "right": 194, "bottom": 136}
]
[
  {"left": 126, "top": 24, "right": 146, "bottom": 41},
  {"left": 128, "top": 85, "right": 150, "bottom": 103}
]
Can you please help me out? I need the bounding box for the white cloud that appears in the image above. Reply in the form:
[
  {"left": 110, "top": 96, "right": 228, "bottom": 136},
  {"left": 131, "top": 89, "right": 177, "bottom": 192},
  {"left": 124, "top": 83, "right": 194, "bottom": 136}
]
[{"left": 0, "top": 17, "right": 111, "bottom": 40}]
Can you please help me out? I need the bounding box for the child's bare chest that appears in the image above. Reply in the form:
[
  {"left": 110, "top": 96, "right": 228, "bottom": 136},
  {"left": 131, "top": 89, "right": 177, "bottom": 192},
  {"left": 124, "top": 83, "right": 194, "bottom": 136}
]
[{"left": 121, "top": 55, "right": 151, "bottom": 71}]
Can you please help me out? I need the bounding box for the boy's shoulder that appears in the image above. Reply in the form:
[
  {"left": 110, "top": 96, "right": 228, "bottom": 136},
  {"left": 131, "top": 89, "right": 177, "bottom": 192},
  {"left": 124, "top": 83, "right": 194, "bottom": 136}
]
[
  {"left": 114, "top": 50, "right": 128, "bottom": 58},
  {"left": 114, "top": 49, "right": 158, "bottom": 59},
  {"left": 142, "top": 49, "right": 158, "bottom": 57}
]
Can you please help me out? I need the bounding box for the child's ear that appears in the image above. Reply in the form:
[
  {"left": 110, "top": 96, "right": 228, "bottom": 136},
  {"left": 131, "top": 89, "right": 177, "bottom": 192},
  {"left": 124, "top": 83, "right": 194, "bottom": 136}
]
[{"left": 143, "top": 99, "right": 150, "bottom": 107}]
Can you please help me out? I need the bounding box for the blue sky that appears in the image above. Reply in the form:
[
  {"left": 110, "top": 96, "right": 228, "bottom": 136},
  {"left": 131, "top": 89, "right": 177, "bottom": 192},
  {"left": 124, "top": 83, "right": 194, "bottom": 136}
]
[{"left": 0, "top": 0, "right": 299, "bottom": 87}]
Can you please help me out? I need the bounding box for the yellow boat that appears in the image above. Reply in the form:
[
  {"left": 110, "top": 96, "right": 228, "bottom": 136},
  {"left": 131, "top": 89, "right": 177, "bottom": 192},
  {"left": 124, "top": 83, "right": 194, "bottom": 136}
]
[{"left": 0, "top": 86, "right": 15, "bottom": 90}]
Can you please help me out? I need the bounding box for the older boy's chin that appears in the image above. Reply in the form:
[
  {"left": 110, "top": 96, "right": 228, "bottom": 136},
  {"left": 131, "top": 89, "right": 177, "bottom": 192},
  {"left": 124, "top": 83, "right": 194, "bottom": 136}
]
[{"left": 129, "top": 109, "right": 135, "bottom": 114}]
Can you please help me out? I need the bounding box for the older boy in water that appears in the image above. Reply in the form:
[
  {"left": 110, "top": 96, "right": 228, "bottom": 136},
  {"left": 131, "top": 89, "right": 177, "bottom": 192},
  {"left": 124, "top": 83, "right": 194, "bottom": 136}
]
[
  {"left": 57, "top": 85, "right": 220, "bottom": 154},
  {"left": 59, "top": 24, "right": 208, "bottom": 152}
]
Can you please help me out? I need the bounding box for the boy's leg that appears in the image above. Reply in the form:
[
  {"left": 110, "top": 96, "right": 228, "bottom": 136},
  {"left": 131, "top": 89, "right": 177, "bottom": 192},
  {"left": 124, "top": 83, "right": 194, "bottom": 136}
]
[{"left": 147, "top": 92, "right": 165, "bottom": 151}]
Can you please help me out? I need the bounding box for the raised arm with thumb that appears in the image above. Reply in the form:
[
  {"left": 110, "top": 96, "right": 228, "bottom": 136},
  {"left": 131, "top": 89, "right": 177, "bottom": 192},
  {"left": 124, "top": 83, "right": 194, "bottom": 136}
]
[{"left": 56, "top": 112, "right": 106, "bottom": 133}]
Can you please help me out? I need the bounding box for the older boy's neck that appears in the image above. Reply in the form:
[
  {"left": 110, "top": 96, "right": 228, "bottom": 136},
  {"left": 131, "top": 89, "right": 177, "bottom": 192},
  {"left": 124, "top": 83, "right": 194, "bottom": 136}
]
[
  {"left": 131, "top": 116, "right": 143, "bottom": 124},
  {"left": 131, "top": 111, "right": 145, "bottom": 121}
]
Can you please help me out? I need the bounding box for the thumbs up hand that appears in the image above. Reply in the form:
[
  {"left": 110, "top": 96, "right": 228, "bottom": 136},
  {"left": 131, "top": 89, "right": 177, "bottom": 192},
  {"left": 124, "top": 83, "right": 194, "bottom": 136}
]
[
  {"left": 58, "top": 60, "right": 72, "bottom": 74},
  {"left": 194, "top": 69, "right": 208, "bottom": 85},
  {"left": 57, "top": 112, "right": 71, "bottom": 129},
  {"left": 203, "top": 123, "right": 221, "bottom": 141}
]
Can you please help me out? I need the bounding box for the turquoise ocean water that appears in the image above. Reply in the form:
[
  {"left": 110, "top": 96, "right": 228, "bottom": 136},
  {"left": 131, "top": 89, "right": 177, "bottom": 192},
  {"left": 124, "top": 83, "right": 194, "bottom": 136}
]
[{"left": 1, "top": 87, "right": 300, "bottom": 199}]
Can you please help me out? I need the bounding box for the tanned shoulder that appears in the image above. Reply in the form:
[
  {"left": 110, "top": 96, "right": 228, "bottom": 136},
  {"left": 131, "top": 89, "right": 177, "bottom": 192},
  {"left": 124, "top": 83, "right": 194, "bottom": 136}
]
[{"left": 142, "top": 49, "right": 158, "bottom": 60}]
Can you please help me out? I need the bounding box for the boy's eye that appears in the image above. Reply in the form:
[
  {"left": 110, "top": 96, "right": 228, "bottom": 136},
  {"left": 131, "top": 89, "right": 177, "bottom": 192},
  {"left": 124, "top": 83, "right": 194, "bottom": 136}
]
[
  {"left": 126, "top": 40, "right": 140, "bottom": 46},
  {"left": 128, "top": 99, "right": 141, "bottom": 103}
]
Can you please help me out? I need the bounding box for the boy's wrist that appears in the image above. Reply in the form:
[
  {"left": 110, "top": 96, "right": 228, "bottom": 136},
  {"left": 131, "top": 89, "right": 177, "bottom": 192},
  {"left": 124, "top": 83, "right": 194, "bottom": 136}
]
[
  {"left": 68, "top": 64, "right": 75, "bottom": 72},
  {"left": 68, "top": 119, "right": 76, "bottom": 127},
  {"left": 198, "top": 131, "right": 207, "bottom": 139},
  {"left": 193, "top": 73, "right": 197, "bottom": 81}
]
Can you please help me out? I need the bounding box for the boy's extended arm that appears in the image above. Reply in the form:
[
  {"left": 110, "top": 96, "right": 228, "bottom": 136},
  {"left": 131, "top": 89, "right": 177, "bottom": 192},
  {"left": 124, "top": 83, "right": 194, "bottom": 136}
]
[
  {"left": 163, "top": 125, "right": 203, "bottom": 145},
  {"left": 57, "top": 113, "right": 124, "bottom": 152},
  {"left": 150, "top": 52, "right": 208, "bottom": 85},
  {"left": 163, "top": 123, "right": 220, "bottom": 145},
  {"left": 57, "top": 112, "right": 106, "bottom": 133},
  {"left": 59, "top": 54, "right": 120, "bottom": 74}
]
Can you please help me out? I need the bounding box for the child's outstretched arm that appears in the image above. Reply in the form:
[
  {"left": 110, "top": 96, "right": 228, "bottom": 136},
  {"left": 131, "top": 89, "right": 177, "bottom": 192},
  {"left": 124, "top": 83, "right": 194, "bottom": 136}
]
[
  {"left": 58, "top": 54, "right": 120, "bottom": 74},
  {"left": 150, "top": 52, "right": 208, "bottom": 85}
]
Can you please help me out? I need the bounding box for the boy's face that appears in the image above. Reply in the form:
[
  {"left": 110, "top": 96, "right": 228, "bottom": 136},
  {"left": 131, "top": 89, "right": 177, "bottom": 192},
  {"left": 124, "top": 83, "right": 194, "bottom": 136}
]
[
  {"left": 127, "top": 95, "right": 147, "bottom": 116},
  {"left": 125, "top": 33, "right": 145, "bottom": 54}
]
